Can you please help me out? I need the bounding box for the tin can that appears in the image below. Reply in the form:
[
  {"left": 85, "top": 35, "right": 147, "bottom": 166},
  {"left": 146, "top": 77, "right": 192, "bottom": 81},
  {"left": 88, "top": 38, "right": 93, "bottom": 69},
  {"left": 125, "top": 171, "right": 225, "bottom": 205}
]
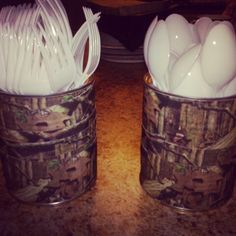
[
  {"left": 140, "top": 74, "right": 236, "bottom": 211},
  {"left": 0, "top": 81, "right": 97, "bottom": 205}
]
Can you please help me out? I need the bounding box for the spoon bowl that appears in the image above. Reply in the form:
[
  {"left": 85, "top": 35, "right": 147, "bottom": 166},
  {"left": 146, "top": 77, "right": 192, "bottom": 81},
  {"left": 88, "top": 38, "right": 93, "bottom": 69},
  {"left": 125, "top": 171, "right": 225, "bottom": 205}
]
[
  {"left": 195, "top": 16, "right": 212, "bottom": 43},
  {"left": 166, "top": 14, "right": 193, "bottom": 55},
  {"left": 173, "top": 59, "right": 216, "bottom": 98},
  {"left": 170, "top": 44, "right": 201, "bottom": 91},
  {"left": 200, "top": 22, "right": 236, "bottom": 90}
]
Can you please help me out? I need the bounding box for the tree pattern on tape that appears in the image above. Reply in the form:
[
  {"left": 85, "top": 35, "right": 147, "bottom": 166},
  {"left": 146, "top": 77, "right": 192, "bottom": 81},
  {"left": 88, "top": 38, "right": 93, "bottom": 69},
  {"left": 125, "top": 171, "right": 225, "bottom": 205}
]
[
  {"left": 0, "top": 83, "right": 97, "bottom": 204},
  {"left": 140, "top": 74, "right": 236, "bottom": 211}
]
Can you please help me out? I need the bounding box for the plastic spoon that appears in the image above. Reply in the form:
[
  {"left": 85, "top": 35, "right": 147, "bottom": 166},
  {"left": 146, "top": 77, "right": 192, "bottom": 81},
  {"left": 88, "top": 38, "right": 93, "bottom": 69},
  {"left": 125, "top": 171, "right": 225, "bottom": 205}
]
[
  {"left": 195, "top": 16, "right": 212, "bottom": 43},
  {"left": 147, "top": 20, "right": 170, "bottom": 91},
  {"left": 170, "top": 44, "right": 201, "bottom": 91},
  {"left": 200, "top": 22, "right": 236, "bottom": 91},
  {"left": 166, "top": 14, "right": 193, "bottom": 55},
  {"left": 173, "top": 59, "right": 216, "bottom": 98},
  {"left": 144, "top": 16, "right": 158, "bottom": 65},
  {"left": 221, "top": 77, "right": 236, "bottom": 97}
]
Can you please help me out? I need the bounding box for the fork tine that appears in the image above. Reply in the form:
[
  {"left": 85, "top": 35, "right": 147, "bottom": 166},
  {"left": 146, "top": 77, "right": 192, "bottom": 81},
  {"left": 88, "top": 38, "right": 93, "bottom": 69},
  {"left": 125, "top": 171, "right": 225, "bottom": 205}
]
[
  {"left": 80, "top": 7, "right": 101, "bottom": 81},
  {"left": 86, "top": 9, "right": 96, "bottom": 70},
  {"left": 37, "top": 0, "right": 72, "bottom": 46},
  {"left": 53, "top": 0, "right": 72, "bottom": 45},
  {"left": 91, "top": 9, "right": 101, "bottom": 59},
  {"left": 37, "top": 15, "right": 75, "bottom": 92},
  {"left": 89, "top": 9, "right": 100, "bottom": 61},
  {"left": 82, "top": 7, "right": 93, "bottom": 76},
  {"left": 86, "top": 8, "right": 101, "bottom": 75}
]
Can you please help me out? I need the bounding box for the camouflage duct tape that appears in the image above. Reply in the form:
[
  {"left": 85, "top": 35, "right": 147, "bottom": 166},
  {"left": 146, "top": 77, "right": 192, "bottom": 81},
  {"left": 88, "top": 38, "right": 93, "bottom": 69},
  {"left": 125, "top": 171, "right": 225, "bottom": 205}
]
[
  {"left": 140, "top": 74, "right": 236, "bottom": 211},
  {"left": 0, "top": 81, "right": 97, "bottom": 205}
]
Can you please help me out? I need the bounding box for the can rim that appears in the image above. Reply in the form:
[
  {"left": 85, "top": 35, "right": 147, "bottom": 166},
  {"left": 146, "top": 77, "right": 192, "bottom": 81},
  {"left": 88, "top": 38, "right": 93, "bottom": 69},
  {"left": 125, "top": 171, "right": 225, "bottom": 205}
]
[
  {"left": 0, "top": 77, "right": 95, "bottom": 98},
  {"left": 143, "top": 73, "right": 236, "bottom": 102}
]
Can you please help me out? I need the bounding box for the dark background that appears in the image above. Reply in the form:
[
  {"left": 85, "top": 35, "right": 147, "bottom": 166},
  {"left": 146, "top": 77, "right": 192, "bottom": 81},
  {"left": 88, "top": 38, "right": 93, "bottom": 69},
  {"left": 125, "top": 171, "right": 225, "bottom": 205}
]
[{"left": 0, "top": 1, "right": 231, "bottom": 50}]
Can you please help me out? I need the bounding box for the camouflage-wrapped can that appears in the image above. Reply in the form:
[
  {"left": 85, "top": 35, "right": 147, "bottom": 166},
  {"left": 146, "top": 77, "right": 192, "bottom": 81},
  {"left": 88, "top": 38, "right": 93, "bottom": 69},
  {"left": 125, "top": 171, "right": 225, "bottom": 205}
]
[
  {"left": 0, "top": 80, "right": 97, "bottom": 205},
  {"left": 140, "top": 74, "right": 236, "bottom": 211}
]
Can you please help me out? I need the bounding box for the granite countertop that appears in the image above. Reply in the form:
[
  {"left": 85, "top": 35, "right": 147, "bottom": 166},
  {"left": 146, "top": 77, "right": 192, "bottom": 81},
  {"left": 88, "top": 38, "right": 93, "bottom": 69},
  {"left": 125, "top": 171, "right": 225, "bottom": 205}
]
[{"left": 0, "top": 61, "right": 236, "bottom": 236}]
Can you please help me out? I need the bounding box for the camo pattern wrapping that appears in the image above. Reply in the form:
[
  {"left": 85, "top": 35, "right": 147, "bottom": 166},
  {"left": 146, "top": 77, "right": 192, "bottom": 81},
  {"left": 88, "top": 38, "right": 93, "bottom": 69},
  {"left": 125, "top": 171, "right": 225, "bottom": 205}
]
[
  {"left": 0, "top": 82, "right": 97, "bottom": 205},
  {"left": 140, "top": 74, "right": 236, "bottom": 211}
]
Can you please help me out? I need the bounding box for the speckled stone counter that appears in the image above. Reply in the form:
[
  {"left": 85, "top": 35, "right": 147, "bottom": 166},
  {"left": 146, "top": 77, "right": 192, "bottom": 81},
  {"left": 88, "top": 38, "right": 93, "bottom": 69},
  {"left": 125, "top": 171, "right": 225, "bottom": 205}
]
[{"left": 0, "top": 61, "right": 236, "bottom": 236}]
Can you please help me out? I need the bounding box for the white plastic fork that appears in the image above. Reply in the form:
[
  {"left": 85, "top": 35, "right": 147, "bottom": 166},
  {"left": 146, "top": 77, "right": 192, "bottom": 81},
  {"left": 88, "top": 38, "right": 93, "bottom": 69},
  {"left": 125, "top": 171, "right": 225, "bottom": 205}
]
[
  {"left": 48, "top": 0, "right": 72, "bottom": 45},
  {"left": 72, "top": 12, "right": 100, "bottom": 78},
  {"left": 0, "top": 24, "right": 7, "bottom": 92},
  {"left": 17, "top": 27, "right": 53, "bottom": 95},
  {"left": 82, "top": 7, "right": 101, "bottom": 83},
  {"left": 36, "top": 0, "right": 72, "bottom": 46},
  {"left": 13, "top": 4, "right": 38, "bottom": 34},
  {"left": 36, "top": 21, "right": 76, "bottom": 93},
  {"left": 0, "top": 6, "right": 14, "bottom": 23},
  {"left": 1, "top": 23, "right": 12, "bottom": 93}
]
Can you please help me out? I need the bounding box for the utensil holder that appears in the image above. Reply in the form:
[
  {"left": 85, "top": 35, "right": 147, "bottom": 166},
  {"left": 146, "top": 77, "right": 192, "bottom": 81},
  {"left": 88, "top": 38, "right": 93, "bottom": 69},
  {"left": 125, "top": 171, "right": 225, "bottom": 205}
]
[
  {"left": 0, "top": 81, "right": 97, "bottom": 205},
  {"left": 140, "top": 73, "right": 236, "bottom": 211}
]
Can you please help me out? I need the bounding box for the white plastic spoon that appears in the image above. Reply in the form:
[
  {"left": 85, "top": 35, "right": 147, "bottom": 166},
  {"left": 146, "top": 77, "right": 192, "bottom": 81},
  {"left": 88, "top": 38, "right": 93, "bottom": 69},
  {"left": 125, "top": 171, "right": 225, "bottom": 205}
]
[
  {"left": 195, "top": 16, "right": 212, "bottom": 43},
  {"left": 200, "top": 22, "right": 236, "bottom": 91},
  {"left": 173, "top": 59, "right": 216, "bottom": 98},
  {"left": 164, "top": 51, "right": 178, "bottom": 90},
  {"left": 188, "top": 23, "right": 200, "bottom": 44},
  {"left": 147, "top": 20, "right": 170, "bottom": 91},
  {"left": 166, "top": 14, "right": 193, "bottom": 56},
  {"left": 144, "top": 16, "right": 158, "bottom": 65},
  {"left": 170, "top": 44, "right": 201, "bottom": 91},
  {"left": 221, "top": 77, "right": 236, "bottom": 97}
]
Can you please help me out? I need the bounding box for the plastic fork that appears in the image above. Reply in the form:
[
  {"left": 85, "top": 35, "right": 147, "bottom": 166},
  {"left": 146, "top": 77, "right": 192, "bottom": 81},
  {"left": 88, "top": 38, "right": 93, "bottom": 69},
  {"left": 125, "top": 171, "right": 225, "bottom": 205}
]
[
  {"left": 82, "top": 7, "right": 101, "bottom": 82},
  {"left": 36, "top": 21, "right": 76, "bottom": 92},
  {"left": 16, "top": 26, "right": 53, "bottom": 95},
  {"left": 72, "top": 12, "right": 100, "bottom": 79},
  {"left": 36, "top": 0, "right": 72, "bottom": 46},
  {"left": 0, "top": 6, "right": 14, "bottom": 23}
]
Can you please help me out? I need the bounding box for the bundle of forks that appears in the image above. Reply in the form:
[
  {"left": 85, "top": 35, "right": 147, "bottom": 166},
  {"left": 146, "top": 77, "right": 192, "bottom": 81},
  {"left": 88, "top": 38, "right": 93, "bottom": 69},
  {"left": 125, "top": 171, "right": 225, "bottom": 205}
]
[{"left": 0, "top": 0, "right": 101, "bottom": 95}]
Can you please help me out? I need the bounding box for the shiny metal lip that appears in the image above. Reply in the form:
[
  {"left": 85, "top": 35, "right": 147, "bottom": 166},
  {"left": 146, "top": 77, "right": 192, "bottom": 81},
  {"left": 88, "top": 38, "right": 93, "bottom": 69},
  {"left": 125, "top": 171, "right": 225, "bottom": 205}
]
[
  {"left": 140, "top": 178, "right": 230, "bottom": 213},
  {"left": 7, "top": 176, "right": 97, "bottom": 207},
  {"left": 159, "top": 198, "right": 229, "bottom": 214}
]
